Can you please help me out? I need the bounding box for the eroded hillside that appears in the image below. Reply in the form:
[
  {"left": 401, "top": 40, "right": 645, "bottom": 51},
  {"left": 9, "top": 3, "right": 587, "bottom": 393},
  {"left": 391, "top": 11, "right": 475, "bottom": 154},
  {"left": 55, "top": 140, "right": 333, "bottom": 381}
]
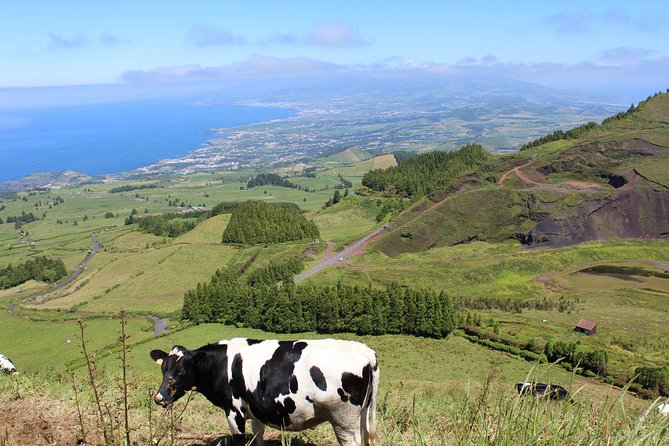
[{"left": 373, "top": 91, "right": 669, "bottom": 255}]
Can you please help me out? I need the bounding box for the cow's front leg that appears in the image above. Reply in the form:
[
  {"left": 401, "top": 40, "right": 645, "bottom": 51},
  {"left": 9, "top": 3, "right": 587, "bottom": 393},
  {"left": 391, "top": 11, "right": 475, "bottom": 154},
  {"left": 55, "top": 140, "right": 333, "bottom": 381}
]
[
  {"left": 226, "top": 409, "right": 246, "bottom": 445},
  {"left": 251, "top": 418, "right": 265, "bottom": 446}
]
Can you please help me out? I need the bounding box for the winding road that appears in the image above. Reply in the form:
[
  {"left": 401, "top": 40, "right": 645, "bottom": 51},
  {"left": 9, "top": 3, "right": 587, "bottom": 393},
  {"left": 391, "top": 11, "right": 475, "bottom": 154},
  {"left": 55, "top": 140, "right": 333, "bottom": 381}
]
[
  {"left": 10, "top": 233, "right": 170, "bottom": 336},
  {"left": 21, "top": 233, "right": 99, "bottom": 304},
  {"left": 497, "top": 160, "right": 537, "bottom": 186}
]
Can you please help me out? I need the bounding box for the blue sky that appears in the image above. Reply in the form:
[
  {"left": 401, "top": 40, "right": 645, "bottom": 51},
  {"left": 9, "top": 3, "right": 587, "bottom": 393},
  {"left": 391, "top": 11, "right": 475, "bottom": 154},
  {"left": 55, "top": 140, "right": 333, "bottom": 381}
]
[{"left": 1, "top": 0, "right": 667, "bottom": 96}]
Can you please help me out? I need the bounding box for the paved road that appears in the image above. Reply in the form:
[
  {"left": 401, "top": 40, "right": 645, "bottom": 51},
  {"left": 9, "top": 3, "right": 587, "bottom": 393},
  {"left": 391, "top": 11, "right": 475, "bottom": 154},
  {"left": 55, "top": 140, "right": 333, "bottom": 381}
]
[
  {"left": 294, "top": 225, "right": 387, "bottom": 282},
  {"left": 145, "top": 315, "right": 171, "bottom": 336}
]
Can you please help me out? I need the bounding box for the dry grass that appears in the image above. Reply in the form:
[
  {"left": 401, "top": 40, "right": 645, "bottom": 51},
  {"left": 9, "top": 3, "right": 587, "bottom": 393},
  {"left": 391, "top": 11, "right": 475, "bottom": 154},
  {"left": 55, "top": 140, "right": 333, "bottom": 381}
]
[{"left": 1, "top": 370, "right": 667, "bottom": 446}]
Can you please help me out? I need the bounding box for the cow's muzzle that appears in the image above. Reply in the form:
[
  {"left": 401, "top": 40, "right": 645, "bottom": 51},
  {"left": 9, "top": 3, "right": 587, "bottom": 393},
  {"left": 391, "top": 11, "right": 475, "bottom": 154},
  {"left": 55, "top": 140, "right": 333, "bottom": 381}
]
[{"left": 154, "top": 392, "right": 172, "bottom": 408}]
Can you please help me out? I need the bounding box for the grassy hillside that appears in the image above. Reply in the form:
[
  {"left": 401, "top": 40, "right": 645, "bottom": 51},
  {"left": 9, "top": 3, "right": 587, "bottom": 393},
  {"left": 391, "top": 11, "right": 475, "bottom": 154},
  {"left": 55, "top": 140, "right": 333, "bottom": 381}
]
[{"left": 310, "top": 195, "right": 383, "bottom": 242}]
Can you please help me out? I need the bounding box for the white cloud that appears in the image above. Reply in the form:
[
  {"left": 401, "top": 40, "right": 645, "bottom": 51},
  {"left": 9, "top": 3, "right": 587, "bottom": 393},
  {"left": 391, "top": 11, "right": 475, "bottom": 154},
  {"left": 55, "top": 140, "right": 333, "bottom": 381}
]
[
  {"left": 599, "top": 47, "right": 653, "bottom": 65},
  {"left": 99, "top": 33, "right": 125, "bottom": 46},
  {"left": 46, "top": 33, "right": 87, "bottom": 51},
  {"left": 186, "top": 25, "right": 247, "bottom": 47},
  {"left": 305, "top": 21, "right": 368, "bottom": 47},
  {"left": 120, "top": 55, "right": 343, "bottom": 83}
]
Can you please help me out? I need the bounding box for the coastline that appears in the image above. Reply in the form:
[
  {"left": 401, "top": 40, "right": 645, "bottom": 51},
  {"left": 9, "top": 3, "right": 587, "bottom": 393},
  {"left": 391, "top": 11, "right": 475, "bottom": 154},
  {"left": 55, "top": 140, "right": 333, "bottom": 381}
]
[{"left": 0, "top": 101, "right": 298, "bottom": 190}]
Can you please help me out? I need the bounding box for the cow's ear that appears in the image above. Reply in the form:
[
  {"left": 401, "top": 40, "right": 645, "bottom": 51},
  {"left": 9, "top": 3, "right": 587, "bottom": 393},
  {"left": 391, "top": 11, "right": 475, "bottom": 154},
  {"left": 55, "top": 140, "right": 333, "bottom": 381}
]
[{"left": 150, "top": 349, "right": 168, "bottom": 366}]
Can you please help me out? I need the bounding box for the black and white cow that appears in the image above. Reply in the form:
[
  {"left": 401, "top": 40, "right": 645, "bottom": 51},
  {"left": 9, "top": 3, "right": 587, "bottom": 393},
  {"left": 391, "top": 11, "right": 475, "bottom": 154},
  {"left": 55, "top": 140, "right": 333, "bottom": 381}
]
[
  {"left": 150, "top": 338, "right": 379, "bottom": 446},
  {"left": 515, "top": 381, "right": 568, "bottom": 400},
  {"left": 0, "top": 354, "right": 17, "bottom": 375}
]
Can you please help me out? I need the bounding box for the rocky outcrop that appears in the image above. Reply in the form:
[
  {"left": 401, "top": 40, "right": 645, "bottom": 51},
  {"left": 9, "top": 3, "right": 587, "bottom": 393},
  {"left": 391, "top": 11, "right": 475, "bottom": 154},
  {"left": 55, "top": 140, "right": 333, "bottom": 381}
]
[{"left": 523, "top": 180, "right": 669, "bottom": 248}]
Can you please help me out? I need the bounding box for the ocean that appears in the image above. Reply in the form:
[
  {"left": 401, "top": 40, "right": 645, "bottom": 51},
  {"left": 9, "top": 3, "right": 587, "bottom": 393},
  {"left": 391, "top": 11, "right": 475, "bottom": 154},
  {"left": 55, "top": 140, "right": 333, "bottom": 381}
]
[{"left": 0, "top": 96, "right": 292, "bottom": 182}]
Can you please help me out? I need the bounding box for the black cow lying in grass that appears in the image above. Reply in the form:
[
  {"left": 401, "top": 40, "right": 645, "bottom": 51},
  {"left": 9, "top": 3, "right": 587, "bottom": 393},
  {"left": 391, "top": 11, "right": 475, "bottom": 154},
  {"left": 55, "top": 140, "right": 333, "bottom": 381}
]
[
  {"left": 515, "top": 382, "right": 568, "bottom": 400},
  {"left": 150, "top": 338, "right": 379, "bottom": 446}
]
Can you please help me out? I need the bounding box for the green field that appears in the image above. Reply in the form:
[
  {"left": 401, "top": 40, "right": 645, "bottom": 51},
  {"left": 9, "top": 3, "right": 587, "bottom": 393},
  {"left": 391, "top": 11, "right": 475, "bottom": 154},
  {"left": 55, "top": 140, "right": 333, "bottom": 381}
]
[
  {"left": 0, "top": 311, "right": 154, "bottom": 371},
  {"left": 309, "top": 196, "right": 383, "bottom": 242},
  {"left": 303, "top": 238, "right": 669, "bottom": 384}
]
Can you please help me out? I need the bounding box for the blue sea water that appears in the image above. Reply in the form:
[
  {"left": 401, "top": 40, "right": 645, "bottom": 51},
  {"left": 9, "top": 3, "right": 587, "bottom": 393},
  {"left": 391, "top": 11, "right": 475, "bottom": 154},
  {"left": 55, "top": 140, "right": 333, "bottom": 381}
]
[{"left": 0, "top": 96, "right": 292, "bottom": 182}]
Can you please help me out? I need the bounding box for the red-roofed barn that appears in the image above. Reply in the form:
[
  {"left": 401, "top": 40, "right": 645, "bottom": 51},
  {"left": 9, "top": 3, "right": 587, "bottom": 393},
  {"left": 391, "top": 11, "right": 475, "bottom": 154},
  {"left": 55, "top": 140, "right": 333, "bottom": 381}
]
[{"left": 575, "top": 319, "right": 597, "bottom": 335}]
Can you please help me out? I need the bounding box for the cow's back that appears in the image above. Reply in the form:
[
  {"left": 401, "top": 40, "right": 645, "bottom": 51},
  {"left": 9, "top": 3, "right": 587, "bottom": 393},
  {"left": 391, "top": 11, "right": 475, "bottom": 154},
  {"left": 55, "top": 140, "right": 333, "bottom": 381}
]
[{"left": 223, "top": 338, "right": 377, "bottom": 431}]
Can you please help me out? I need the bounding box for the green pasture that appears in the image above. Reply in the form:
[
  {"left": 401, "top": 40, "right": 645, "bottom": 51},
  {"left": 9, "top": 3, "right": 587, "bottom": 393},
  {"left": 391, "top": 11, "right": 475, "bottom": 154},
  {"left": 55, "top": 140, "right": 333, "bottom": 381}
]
[
  {"left": 309, "top": 196, "right": 382, "bottom": 242},
  {"left": 304, "top": 239, "right": 669, "bottom": 381},
  {"left": 0, "top": 310, "right": 153, "bottom": 372},
  {"left": 108, "top": 322, "right": 623, "bottom": 401}
]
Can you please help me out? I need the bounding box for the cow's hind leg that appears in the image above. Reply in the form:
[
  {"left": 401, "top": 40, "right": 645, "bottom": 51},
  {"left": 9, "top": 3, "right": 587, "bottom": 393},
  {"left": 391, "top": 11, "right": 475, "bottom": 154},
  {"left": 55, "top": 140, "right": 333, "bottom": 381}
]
[
  {"left": 251, "top": 418, "right": 265, "bottom": 446},
  {"left": 333, "top": 423, "right": 362, "bottom": 446}
]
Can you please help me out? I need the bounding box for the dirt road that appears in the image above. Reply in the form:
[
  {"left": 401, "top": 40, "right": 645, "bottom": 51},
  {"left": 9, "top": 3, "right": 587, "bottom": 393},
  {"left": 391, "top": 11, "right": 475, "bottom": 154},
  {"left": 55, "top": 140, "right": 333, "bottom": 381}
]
[{"left": 497, "top": 160, "right": 537, "bottom": 185}]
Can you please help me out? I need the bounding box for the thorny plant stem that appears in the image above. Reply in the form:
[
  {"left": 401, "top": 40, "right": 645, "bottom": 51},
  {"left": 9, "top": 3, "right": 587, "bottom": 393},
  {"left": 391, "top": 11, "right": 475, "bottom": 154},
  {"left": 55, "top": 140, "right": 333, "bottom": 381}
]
[
  {"left": 77, "top": 319, "right": 110, "bottom": 444},
  {"left": 71, "top": 372, "right": 87, "bottom": 442},
  {"left": 119, "top": 309, "right": 132, "bottom": 445}
]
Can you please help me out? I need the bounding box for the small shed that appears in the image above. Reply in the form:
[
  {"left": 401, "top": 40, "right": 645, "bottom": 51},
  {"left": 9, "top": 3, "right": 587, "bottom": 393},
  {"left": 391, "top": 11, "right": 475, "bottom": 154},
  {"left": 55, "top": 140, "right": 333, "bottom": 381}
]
[{"left": 575, "top": 319, "right": 597, "bottom": 335}]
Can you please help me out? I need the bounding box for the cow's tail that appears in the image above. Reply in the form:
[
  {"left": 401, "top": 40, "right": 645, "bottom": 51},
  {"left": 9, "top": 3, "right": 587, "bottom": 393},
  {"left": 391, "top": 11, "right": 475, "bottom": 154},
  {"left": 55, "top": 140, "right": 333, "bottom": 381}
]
[{"left": 361, "top": 360, "right": 379, "bottom": 446}]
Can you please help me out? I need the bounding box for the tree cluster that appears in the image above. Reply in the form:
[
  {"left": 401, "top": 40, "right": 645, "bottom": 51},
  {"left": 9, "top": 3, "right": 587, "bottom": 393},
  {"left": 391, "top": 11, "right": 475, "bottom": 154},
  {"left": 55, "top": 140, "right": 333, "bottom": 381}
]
[
  {"left": 247, "top": 173, "right": 297, "bottom": 189},
  {"left": 601, "top": 90, "right": 666, "bottom": 125},
  {"left": 127, "top": 211, "right": 205, "bottom": 237},
  {"left": 323, "top": 189, "right": 342, "bottom": 208},
  {"left": 222, "top": 201, "right": 319, "bottom": 245},
  {"left": 210, "top": 201, "right": 241, "bottom": 216},
  {"left": 520, "top": 122, "right": 598, "bottom": 151},
  {"left": 361, "top": 144, "right": 489, "bottom": 197},
  {"left": 463, "top": 325, "right": 608, "bottom": 377},
  {"left": 455, "top": 296, "right": 576, "bottom": 314},
  {"left": 634, "top": 366, "right": 669, "bottom": 397},
  {"left": 545, "top": 340, "right": 608, "bottom": 377},
  {"left": 182, "top": 272, "right": 456, "bottom": 338},
  {"left": 375, "top": 198, "right": 407, "bottom": 222},
  {"left": 335, "top": 174, "right": 352, "bottom": 189},
  {"left": 0, "top": 256, "right": 67, "bottom": 289},
  {"left": 246, "top": 258, "right": 304, "bottom": 286},
  {"left": 109, "top": 183, "right": 159, "bottom": 193},
  {"left": 4, "top": 212, "right": 38, "bottom": 225}
]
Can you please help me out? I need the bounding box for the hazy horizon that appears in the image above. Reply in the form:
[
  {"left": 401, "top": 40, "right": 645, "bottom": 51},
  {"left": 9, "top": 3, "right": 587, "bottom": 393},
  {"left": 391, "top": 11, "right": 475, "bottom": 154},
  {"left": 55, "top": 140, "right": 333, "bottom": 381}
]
[{"left": 1, "top": 1, "right": 667, "bottom": 100}]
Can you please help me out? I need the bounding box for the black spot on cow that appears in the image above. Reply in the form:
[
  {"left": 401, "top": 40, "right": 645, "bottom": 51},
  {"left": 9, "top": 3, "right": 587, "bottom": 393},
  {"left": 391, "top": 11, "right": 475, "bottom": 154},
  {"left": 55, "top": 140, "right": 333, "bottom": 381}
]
[
  {"left": 305, "top": 395, "right": 314, "bottom": 403},
  {"left": 246, "top": 339, "right": 263, "bottom": 346},
  {"left": 337, "top": 388, "right": 349, "bottom": 402},
  {"left": 230, "top": 353, "right": 246, "bottom": 400},
  {"left": 290, "top": 375, "right": 299, "bottom": 393},
  {"left": 284, "top": 397, "right": 296, "bottom": 414},
  {"left": 190, "top": 344, "right": 234, "bottom": 410},
  {"left": 233, "top": 410, "right": 245, "bottom": 432},
  {"left": 340, "top": 364, "right": 372, "bottom": 406},
  {"left": 237, "top": 341, "right": 307, "bottom": 428},
  {"left": 310, "top": 366, "right": 327, "bottom": 391}
]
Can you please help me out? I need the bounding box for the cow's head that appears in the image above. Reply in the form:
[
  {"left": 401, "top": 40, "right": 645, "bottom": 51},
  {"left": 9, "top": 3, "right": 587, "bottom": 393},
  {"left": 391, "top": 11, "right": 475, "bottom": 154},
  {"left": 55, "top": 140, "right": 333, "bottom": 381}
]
[{"left": 150, "top": 346, "right": 198, "bottom": 408}]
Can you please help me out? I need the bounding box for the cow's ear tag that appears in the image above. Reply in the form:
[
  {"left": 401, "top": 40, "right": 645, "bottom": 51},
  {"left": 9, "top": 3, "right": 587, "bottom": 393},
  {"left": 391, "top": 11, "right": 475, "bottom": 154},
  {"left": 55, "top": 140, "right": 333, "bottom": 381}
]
[{"left": 155, "top": 358, "right": 164, "bottom": 366}]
